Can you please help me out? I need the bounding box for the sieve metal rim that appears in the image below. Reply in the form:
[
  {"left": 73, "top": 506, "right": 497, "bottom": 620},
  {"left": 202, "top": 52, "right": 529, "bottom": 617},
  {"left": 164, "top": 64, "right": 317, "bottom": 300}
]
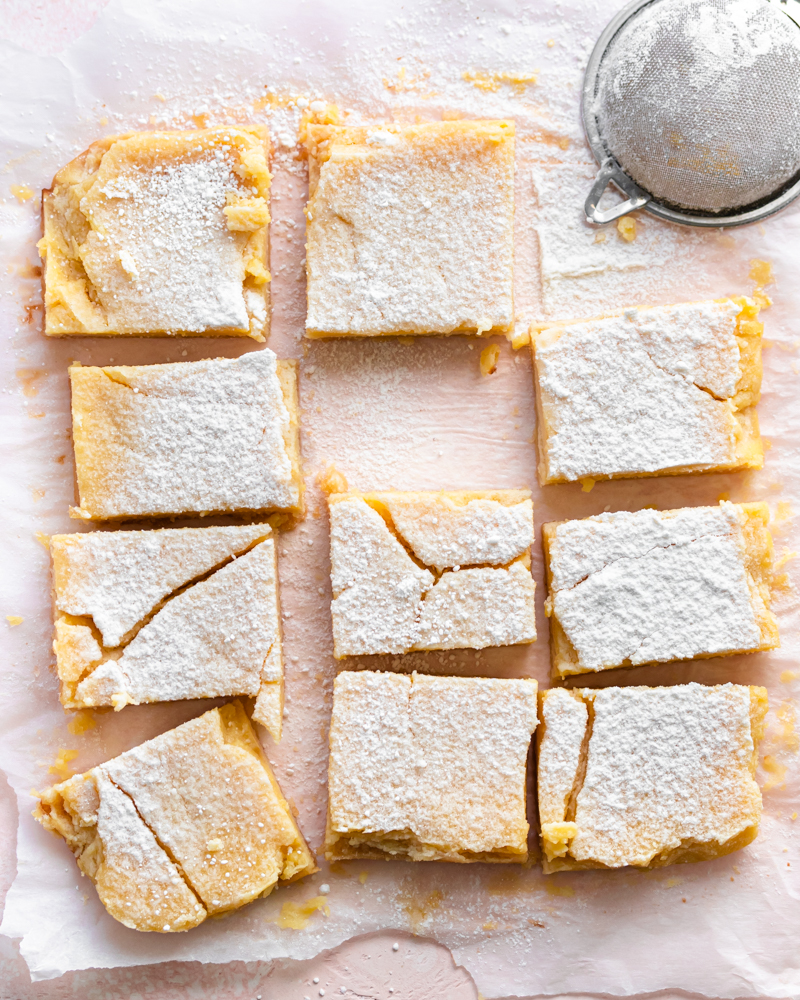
[{"left": 581, "top": 0, "right": 800, "bottom": 228}]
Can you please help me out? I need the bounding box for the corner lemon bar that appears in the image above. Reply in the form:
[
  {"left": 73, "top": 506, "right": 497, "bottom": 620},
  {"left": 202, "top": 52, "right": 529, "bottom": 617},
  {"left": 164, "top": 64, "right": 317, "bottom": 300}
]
[
  {"left": 35, "top": 703, "right": 316, "bottom": 932},
  {"left": 51, "top": 523, "right": 285, "bottom": 740},
  {"left": 325, "top": 671, "right": 538, "bottom": 862},
  {"left": 328, "top": 490, "right": 536, "bottom": 657},
  {"left": 303, "top": 120, "right": 515, "bottom": 337},
  {"left": 542, "top": 501, "right": 778, "bottom": 679},
  {"left": 532, "top": 298, "right": 764, "bottom": 484},
  {"left": 69, "top": 351, "right": 302, "bottom": 520},
  {"left": 40, "top": 127, "right": 271, "bottom": 339},
  {"left": 537, "top": 684, "right": 767, "bottom": 872}
]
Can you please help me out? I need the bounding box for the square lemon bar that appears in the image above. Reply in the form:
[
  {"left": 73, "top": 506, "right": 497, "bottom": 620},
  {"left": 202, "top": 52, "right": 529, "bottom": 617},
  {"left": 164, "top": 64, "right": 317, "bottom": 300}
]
[
  {"left": 537, "top": 683, "right": 767, "bottom": 872},
  {"left": 40, "top": 127, "right": 271, "bottom": 339},
  {"left": 328, "top": 490, "right": 536, "bottom": 657},
  {"left": 35, "top": 703, "right": 316, "bottom": 932},
  {"left": 543, "top": 501, "right": 778, "bottom": 679},
  {"left": 532, "top": 298, "right": 764, "bottom": 484},
  {"left": 303, "top": 120, "right": 515, "bottom": 337},
  {"left": 51, "top": 523, "right": 285, "bottom": 740},
  {"left": 326, "top": 671, "right": 538, "bottom": 862},
  {"left": 69, "top": 350, "right": 302, "bottom": 521}
]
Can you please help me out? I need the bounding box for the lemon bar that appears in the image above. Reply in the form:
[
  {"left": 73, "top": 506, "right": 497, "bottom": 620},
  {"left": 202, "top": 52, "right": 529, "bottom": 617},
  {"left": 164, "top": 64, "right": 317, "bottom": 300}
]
[
  {"left": 35, "top": 703, "right": 316, "bottom": 932},
  {"left": 537, "top": 683, "right": 767, "bottom": 871},
  {"left": 325, "top": 671, "right": 537, "bottom": 862},
  {"left": 532, "top": 298, "right": 764, "bottom": 484},
  {"left": 303, "top": 120, "right": 515, "bottom": 338},
  {"left": 328, "top": 490, "right": 536, "bottom": 658},
  {"left": 543, "top": 501, "right": 778, "bottom": 679},
  {"left": 40, "top": 127, "right": 271, "bottom": 339},
  {"left": 69, "top": 351, "right": 302, "bottom": 520},
  {"left": 51, "top": 523, "right": 285, "bottom": 739}
]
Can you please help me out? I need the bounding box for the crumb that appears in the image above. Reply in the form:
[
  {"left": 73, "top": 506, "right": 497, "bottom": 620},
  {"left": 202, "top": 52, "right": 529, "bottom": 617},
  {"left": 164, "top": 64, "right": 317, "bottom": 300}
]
[
  {"left": 67, "top": 711, "right": 96, "bottom": 735},
  {"left": 510, "top": 327, "right": 531, "bottom": 350},
  {"left": 49, "top": 748, "right": 79, "bottom": 779},
  {"left": 318, "top": 464, "right": 348, "bottom": 494},
  {"left": 480, "top": 344, "right": 500, "bottom": 375},
  {"left": 462, "top": 70, "right": 538, "bottom": 94},
  {"left": 749, "top": 259, "right": 774, "bottom": 287},
  {"left": 616, "top": 216, "right": 636, "bottom": 242},
  {"left": 762, "top": 754, "right": 787, "bottom": 790}
]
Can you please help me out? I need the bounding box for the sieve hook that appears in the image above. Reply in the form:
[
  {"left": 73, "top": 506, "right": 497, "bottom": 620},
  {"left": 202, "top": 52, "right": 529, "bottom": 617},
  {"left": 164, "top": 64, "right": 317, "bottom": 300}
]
[{"left": 585, "top": 157, "right": 650, "bottom": 225}]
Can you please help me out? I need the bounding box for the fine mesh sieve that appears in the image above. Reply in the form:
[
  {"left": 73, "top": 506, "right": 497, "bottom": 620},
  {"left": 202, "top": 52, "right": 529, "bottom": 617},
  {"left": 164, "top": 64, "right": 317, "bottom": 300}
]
[{"left": 582, "top": 0, "right": 800, "bottom": 227}]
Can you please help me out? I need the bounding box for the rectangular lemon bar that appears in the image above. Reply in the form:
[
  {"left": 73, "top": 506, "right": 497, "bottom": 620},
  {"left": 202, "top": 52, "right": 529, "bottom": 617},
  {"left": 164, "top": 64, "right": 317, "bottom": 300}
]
[
  {"left": 69, "top": 350, "right": 302, "bottom": 521},
  {"left": 40, "top": 127, "right": 271, "bottom": 339},
  {"left": 537, "top": 683, "right": 767, "bottom": 872},
  {"left": 542, "top": 501, "right": 778, "bottom": 679},
  {"left": 303, "top": 120, "right": 515, "bottom": 338},
  {"left": 532, "top": 298, "right": 764, "bottom": 484},
  {"left": 326, "top": 671, "right": 538, "bottom": 862},
  {"left": 35, "top": 703, "right": 315, "bottom": 932},
  {"left": 51, "top": 523, "right": 285, "bottom": 740},
  {"left": 328, "top": 489, "right": 536, "bottom": 658}
]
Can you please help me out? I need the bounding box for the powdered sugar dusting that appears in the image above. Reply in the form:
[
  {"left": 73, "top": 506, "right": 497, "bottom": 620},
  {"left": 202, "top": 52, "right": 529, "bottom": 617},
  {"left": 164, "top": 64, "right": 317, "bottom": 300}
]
[
  {"left": 329, "top": 497, "right": 434, "bottom": 656},
  {"left": 52, "top": 523, "right": 271, "bottom": 647},
  {"left": 2, "top": 0, "right": 798, "bottom": 991},
  {"left": 305, "top": 122, "right": 514, "bottom": 336},
  {"left": 379, "top": 493, "right": 534, "bottom": 571},
  {"left": 529, "top": 162, "right": 733, "bottom": 320},
  {"left": 537, "top": 689, "right": 587, "bottom": 825},
  {"left": 70, "top": 351, "right": 298, "bottom": 519},
  {"left": 326, "top": 671, "right": 411, "bottom": 836},
  {"left": 76, "top": 540, "right": 281, "bottom": 707},
  {"left": 327, "top": 671, "right": 537, "bottom": 857},
  {"left": 534, "top": 301, "right": 744, "bottom": 482},
  {"left": 635, "top": 299, "right": 740, "bottom": 397},
  {"left": 103, "top": 707, "right": 309, "bottom": 916},
  {"left": 548, "top": 503, "right": 762, "bottom": 671},
  {"left": 329, "top": 494, "right": 535, "bottom": 656},
  {"left": 93, "top": 771, "right": 205, "bottom": 932},
  {"left": 83, "top": 148, "right": 252, "bottom": 332},
  {"left": 32, "top": 706, "right": 316, "bottom": 933},
  {"left": 416, "top": 563, "right": 536, "bottom": 650},
  {"left": 571, "top": 684, "right": 762, "bottom": 867}
]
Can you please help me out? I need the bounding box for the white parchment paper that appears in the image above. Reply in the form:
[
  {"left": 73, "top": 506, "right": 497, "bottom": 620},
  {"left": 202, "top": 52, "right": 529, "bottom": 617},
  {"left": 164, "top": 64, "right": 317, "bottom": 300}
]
[{"left": 0, "top": 0, "right": 798, "bottom": 995}]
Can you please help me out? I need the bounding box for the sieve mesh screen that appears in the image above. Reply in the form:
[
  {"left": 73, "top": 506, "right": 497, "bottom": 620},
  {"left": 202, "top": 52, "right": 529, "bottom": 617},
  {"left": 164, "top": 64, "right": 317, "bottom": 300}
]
[{"left": 593, "top": 0, "right": 800, "bottom": 213}]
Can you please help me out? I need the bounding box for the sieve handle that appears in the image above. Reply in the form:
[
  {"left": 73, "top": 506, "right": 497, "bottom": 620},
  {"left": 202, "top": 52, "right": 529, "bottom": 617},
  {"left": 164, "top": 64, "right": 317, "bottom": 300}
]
[{"left": 585, "top": 157, "right": 650, "bottom": 224}]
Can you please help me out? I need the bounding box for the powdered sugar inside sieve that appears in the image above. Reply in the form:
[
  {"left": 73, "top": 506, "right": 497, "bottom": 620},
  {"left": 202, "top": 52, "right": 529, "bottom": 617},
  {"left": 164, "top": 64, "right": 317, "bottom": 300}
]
[{"left": 583, "top": 0, "right": 800, "bottom": 224}]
